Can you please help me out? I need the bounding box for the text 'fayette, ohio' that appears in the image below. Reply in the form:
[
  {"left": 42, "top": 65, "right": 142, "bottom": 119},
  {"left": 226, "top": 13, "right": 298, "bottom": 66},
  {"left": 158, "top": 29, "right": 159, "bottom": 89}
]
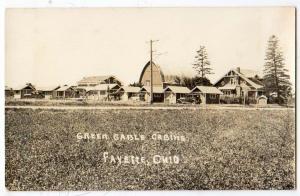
[{"left": 76, "top": 132, "right": 187, "bottom": 165}]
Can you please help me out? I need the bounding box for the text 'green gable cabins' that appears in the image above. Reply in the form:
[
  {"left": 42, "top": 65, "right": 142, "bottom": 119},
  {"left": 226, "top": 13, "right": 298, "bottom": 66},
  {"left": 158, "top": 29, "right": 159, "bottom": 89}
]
[
  {"left": 190, "top": 86, "right": 223, "bottom": 104},
  {"left": 164, "top": 86, "right": 190, "bottom": 104},
  {"left": 214, "top": 67, "right": 265, "bottom": 103}
]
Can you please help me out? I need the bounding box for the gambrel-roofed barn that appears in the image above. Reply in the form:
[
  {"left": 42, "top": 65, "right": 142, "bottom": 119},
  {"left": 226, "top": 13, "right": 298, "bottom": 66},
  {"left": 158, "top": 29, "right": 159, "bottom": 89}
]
[{"left": 190, "top": 86, "right": 223, "bottom": 104}]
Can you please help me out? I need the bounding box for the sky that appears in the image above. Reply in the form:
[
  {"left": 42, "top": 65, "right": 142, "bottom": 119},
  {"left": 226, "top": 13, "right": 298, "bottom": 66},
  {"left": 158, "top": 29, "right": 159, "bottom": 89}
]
[{"left": 5, "top": 7, "right": 295, "bottom": 89}]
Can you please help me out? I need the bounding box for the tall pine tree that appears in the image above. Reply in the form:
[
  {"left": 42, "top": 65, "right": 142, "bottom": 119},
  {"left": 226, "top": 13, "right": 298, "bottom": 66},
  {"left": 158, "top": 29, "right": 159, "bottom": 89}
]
[
  {"left": 263, "top": 35, "right": 291, "bottom": 103},
  {"left": 193, "top": 46, "right": 213, "bottom": 79}
]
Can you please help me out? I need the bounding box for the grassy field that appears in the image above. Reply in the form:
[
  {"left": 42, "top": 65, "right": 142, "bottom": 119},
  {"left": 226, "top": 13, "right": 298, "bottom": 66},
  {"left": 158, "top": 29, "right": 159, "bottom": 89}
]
[{"left": 5, "top": 108, "right": 295, "bottom": 190}]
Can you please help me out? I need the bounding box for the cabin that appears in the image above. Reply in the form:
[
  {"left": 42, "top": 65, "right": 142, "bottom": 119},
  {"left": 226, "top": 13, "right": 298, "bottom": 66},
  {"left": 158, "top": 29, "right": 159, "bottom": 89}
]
[
  {"left": 190, "top": 86, "right": 223, "bottom": 104},
  {"left": 116, "top": 86, "right": 141, "bottom": 101},
  {"left": 85, "top": 84, "right": 120, "bottom": 101},
  {"left": 164, "top": 86, "right": 190, "bottom": 104},
  {"left": 214, "top": 67, "right": 265, "bottom": 104},
  {"left": 140, "top": 86, "right": 164, "bottom": 103},
  {"left": 12, "top": 83, "right": 36, "bottom": 99},
  {"left": 55, "top": 85, "right": 76, "bottom": 99},
  {"left": 35, "top": 86, "right": 60, "bottom": 99}
]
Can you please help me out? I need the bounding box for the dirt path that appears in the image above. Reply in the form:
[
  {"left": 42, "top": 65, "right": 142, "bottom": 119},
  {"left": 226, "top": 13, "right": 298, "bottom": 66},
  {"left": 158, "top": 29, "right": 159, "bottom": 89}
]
[{"left": 4, "top": 105, "right": 294, "bottom": 111}]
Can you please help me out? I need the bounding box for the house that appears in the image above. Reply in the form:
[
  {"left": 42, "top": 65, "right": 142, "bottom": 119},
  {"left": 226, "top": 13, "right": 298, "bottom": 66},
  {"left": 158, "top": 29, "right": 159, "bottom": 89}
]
[
  {"left": 5, "top": 86, "right": 13, "bottom": 98},
  {"left": 116, "top": 86, "right": 141, "bottom": 101},
  {"left": 140, "top": 86, "right": 164, "bottom": 103},
  {"left": 214, "top": 67, "right": 265, "bottom": 103},
  {"left": 84, "top": 84, "right": 120, "bottom": 101},
  {"left": 77, "top": 75, "right": 122, "bottom": 87},
  {"left": 12, "top": 83, "right": 36, "bottom": 99},
  {"left": 190, "top": 86, "right": 223, "bottom": 104},
  {"left": 164, "top": 86, "right": 190, "bottom": 104},
  {"left": 35, "top": 86, "right": 60, "bottom": 99},
  {"left": 55, "top": 85, "right": 76, "bottom": 99}
]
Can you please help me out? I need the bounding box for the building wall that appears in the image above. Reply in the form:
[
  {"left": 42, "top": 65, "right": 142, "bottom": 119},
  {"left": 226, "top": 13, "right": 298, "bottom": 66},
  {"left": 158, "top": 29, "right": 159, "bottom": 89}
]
[
  {"left": 139, "top": 63, "right": 164, "bottom": 87},
  {"left": 164, "top": 92, "right": 176, "bottom": 104}
]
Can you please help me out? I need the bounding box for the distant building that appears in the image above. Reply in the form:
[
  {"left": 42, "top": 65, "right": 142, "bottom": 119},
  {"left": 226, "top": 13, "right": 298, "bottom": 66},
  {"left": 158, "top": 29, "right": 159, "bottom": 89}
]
[
  {"left": 77, "top": 75, "right": 122, "bottom": 87},
  {"left": 214, "top": 67, "right": 264, "bottom": 103},
  {"left": 85, "top": 84, "right": 120, "bottom": 101},
  {"left": 5, "top": 86, "right": 13, "bottom": 98},
  {"left": 12, "top": 83, "right": 36, "bottom": 99},
  {"left": 35, "top": 86, "right": 60, "bottom": 99},
  {"left": 55, "top": 85, "right": 76, "bottom": 99},
  {"left": 190, "top": 86, "right": 223, "bottom": 104}
]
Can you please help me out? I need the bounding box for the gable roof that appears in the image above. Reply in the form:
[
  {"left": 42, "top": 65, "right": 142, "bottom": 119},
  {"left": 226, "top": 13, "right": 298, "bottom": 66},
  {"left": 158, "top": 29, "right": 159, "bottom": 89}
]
[
  {"left": 191, "top": 86, "right": 223, "bottom": 94},
  {"left": 93, "top": 84, "right": 120, "bottom": 91},
  {"left": 78, "top": 75, "right": 121, "bottom": 85},
  {"left": 164, "top": 86, "right": 190, "bottom": 94},
  {"left": 56, "top": 85, "right": 74, "bottom": 92},
  {"left": 36, "top": 86, "right": 60, "bottom": 91},
  {"left": 12, "top": 84, "right": 35, "bottom": 91},
  {"left": 214, "top": 68, "right": 264, "bottom": 89},
  {"left": 117, "top": 86, "right": 140, "bottom": 93},
  {"left": 140, "top": 86, "right": 164, "bottom": 93}
]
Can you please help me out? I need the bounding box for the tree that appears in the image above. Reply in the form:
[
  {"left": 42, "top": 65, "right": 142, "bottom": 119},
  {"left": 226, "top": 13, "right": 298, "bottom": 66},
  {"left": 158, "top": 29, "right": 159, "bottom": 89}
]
[
  {"left": 173, "top": 75, "right": 212, "bottom": 89},
  {"left": 263, "top": 35, "right": 291, "bottom": 104},
  {"left": 193, "top": 46, "right": 213, "bottom": 78}
]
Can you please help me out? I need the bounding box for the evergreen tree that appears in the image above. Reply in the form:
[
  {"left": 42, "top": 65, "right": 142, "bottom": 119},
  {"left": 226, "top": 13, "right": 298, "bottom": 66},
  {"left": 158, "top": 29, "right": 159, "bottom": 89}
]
[
  {"left": 193, "top": 46, "right": 213, "bottom": 78},
  {"left": 263, "top": 35, "right": 291, "bottom": 103}
]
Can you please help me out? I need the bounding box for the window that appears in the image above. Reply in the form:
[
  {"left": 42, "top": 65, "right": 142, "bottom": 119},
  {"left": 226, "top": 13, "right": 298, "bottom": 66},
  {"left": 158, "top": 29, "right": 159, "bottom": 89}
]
[
  {"left": 230, "top": 78, "right": 235, "bottom": 84},
  {"left": 146, "top": 80, "right": 150, "bottom": 86},
  {"left": 100, "top": 90, "right": 106, "bottom": 95}
]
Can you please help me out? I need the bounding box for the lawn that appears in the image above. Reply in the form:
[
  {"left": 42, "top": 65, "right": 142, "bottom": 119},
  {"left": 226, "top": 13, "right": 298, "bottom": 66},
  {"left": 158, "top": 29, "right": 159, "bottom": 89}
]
[{"left": 5, "top": 108, "right": 295, "bottom": 190}]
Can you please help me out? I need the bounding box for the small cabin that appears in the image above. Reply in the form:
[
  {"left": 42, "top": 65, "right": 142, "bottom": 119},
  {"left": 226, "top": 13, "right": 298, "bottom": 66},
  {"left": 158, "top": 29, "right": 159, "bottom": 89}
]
[
  {"left": 190, "top": 86, "right": 223, "bottom": 104},
  {"left": 257, "top": 95, "right": 268, "bottom": 105},
  {"left": 13, "top": 83, "right": 36, "bottom": 99},
  {"left": 117, "top": 86, "right": 141, "bottom": 101},
  {"left": 164, "top": 86, "right": 190, "bottom": 104}
]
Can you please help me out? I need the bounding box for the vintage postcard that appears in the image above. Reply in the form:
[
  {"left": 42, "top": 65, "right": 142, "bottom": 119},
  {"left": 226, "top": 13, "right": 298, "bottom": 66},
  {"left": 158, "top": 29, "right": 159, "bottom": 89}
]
[{"left": 5, "top": 7, "right": 295, "bottom": 190}]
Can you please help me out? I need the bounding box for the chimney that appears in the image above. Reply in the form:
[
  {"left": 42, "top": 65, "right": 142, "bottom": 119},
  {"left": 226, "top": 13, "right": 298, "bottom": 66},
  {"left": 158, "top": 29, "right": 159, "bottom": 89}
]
[{"left": 236, "top": 67, "right": 240, "bottom": 73}]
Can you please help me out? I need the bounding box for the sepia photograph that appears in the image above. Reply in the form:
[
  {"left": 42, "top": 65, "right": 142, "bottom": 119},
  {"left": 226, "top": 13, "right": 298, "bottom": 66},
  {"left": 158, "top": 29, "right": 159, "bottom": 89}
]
[{"left": 4, "top": 7, "right": 295, "bottom": 191}]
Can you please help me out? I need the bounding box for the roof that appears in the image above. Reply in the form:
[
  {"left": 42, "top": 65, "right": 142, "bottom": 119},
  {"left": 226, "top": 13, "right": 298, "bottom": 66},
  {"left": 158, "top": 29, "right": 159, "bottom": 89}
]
[
  {"left": 117, "top": 86, "right": 140, "bottom": 93},
  {"left": 36, "top": 86, "right": 60, "bottom": 91},
  {"left": 56, "top": 85, "right": 73, "bottom": 91},
  {"left": 5, "top": 86, "right": 12, "bottom": 91},
  {"left": 218, "top": 84, "right": 237, "bottom": 90},
  {"left": 191, "top": 86, "right": 223, "bottom": 94},
  {"left": 78, "top": 75, "right": 120, "bottom": 85},
  {"left": 139, "top": 61, "right": 165, "bottom": 83},
  {"left": 140, "top": 86, "right": 164, "bottom": 93},
  {"left": 164, "top": 86, "right": 190, "bottom": 94},
  {"left": 12, "top": 84, "right": 35, "bottom": 91},
  {"left": 240, "top": 69, "right": 261, "bottom": 78},
  {"left": 257, "top": 95, "right": 268, "bottom": 100},
  {"left": 214, "top": 68, "right": 264, "bottom": 89}
]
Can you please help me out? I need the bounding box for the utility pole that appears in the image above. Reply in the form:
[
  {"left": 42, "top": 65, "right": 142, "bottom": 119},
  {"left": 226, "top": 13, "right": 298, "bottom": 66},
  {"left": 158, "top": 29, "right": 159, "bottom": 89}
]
[
  {"left": 150, "top": 40, "right": 153, "bottom": 104},
  {"left": 148, "top": 39, "right": 159, "bottom": 104}
]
